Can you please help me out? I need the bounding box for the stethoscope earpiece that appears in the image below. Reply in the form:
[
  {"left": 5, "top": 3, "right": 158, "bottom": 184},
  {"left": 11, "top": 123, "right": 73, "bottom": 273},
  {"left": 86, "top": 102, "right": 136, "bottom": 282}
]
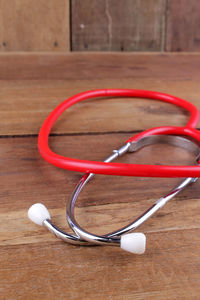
[
  {"left": 28, "top": 203, "right": 51, "bottom": 226},
  {"left": 120, "top": 233, "right": 146, "bottom": 255}
]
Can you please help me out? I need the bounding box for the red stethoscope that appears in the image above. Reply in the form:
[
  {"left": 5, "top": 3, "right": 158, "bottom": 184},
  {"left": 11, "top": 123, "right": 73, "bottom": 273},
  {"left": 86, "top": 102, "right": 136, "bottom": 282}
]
[
  {"left": 38, "top": 89, "right": 200, "bottom": 177},
  {"left": 28, "top": 89, "right": 200, "bottom": 254}
]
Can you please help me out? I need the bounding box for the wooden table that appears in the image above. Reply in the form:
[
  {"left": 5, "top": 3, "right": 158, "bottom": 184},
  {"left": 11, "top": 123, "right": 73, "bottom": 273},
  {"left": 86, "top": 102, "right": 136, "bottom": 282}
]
[{"left": 1, "top": 53, "right": 200, "bottom": 300}]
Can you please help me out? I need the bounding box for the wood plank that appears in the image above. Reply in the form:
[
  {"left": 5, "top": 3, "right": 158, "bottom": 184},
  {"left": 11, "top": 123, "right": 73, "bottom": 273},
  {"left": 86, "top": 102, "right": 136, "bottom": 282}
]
[
  {"left": 71, "top": 0, "right": 166, "bottom": 51},
  {"left": 166, "top": 0, "right": 200, "bottom": 51},
  {"left": 1, "top": 229, "right": 200, "bottom": 300},
  {"left": 1, "top": 53, "right": 200, "bottom": 135},
  {"left": 0, "top": 134, "right": 200, "bottom": 299},
  {"left": 1, "top": 52, "right": 200, "bottom": 81},
  {"left": 0, "top": 0, "right": 70, "bottom": 51}
]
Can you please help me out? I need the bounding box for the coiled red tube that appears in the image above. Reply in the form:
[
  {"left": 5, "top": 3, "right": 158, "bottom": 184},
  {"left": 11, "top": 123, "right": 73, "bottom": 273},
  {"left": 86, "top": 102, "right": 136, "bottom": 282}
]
[{"left": 38, "top": 89, "right": 200, "bottom": 177}]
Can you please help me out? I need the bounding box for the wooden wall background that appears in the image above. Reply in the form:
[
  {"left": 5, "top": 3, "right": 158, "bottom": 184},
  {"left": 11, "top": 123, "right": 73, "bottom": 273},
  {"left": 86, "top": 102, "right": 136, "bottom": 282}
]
[{"left": 0, "top": 0, "right": 200, "bottom": 52}]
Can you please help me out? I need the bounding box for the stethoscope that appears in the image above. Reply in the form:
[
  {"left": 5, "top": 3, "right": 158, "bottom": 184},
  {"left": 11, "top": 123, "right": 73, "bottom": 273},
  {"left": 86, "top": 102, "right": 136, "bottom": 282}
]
[{"left": 28, "top": 89, "right": 200, "bottom": 254}]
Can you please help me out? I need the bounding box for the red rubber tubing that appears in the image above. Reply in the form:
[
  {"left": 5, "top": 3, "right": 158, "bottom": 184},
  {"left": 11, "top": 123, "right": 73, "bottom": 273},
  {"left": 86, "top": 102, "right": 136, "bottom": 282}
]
[{"left": 38, "top": 89, "right": 200, "bottom": 177}]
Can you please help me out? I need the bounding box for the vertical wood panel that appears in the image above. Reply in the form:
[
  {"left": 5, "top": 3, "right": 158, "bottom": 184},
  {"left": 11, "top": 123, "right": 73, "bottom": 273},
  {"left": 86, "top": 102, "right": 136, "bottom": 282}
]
[
  {"left": 0, "top": 0, "right": 70, "bottom": 51},
  {"left": 166, "top": 0, "right": 200, "bottom": 52},
  {"left": 72, "top": 0, "right": 166, "bottom": 51}
]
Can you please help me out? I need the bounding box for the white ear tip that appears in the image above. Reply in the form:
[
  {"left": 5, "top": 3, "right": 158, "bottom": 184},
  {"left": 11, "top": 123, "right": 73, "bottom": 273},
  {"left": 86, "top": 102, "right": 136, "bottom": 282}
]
[
  {"left": 28, "top": 203, "right": 51, "bottom": 226},
  {"left": 120, "top": 233, "right": 146, "bottom": 254}
]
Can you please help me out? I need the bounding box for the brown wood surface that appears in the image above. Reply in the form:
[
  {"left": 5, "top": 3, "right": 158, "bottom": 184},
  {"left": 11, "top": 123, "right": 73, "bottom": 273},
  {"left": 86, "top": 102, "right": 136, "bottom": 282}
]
[
  {"left": 0, "top": 0, "right": 199, "bottom": 53},
  {"left": 166, "top": 0, "right": 200, "bottom": 52},
  {"left": 0, "top": 53, "right": 200, "bottom": 299},
  {"left": 0, "top": 0, "right": 70, "bottom": 51},
  {"left": 71, "top": 0, "right": 166, "bottom": 51},
  {"left": 1, "top": 52, "right": 200, "bottom": 135}
]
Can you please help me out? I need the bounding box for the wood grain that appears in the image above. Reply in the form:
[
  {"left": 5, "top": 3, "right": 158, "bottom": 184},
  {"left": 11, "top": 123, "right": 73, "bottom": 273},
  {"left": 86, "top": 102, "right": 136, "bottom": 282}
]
[
  {"left": 166, "top": 0, "right": 200, "bottom": 51},
  {"left": 0, "top": 53, "right": 200, "bottom": 135},
  {"left": 1, "top": 229, "right": 200, "bottom": 300},
  {"left": 71, "top": 0, "right": 166, "bottom": 51},
  {"left": 0, "top": 0, "right": 70, "bottom": 51},
  {"left": 0, "top": 53, "right": 200, "bottom": 299}
]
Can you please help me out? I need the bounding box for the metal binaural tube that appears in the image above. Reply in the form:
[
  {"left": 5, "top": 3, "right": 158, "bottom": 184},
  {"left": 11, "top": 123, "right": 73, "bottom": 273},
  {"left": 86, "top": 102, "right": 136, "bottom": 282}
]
[{"left": 66, "top": 135, "right": 199, "bottom": 245}]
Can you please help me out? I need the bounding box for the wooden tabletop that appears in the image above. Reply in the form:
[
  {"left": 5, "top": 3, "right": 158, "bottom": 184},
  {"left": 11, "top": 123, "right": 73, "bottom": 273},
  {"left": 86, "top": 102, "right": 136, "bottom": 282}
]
[{"left": 1, "top": 52, "right": 200, "bottom": 300}]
